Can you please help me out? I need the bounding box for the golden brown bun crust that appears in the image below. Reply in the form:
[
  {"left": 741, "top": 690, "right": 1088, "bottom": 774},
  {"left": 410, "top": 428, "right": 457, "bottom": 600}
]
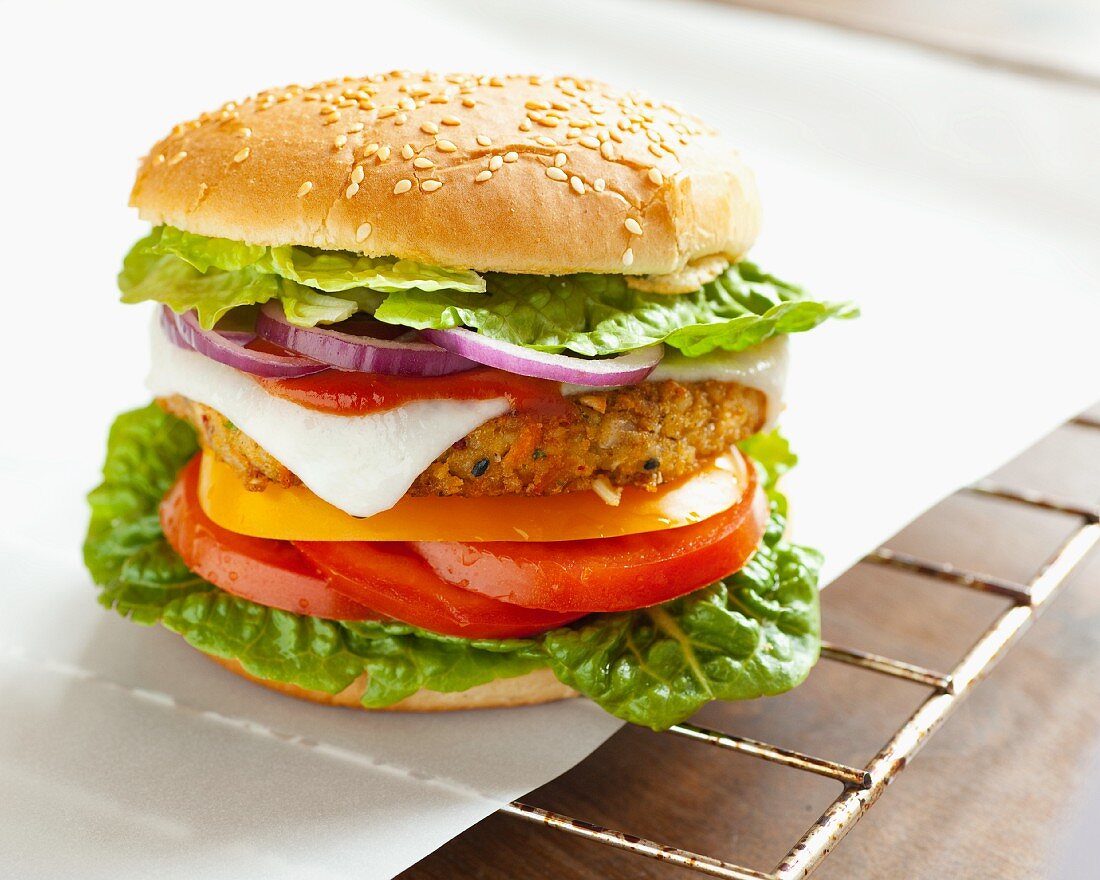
[
  {"left": 130, "top": 73, "right": 760, "bottom": 275},
  {"left": 207, "top": 654, "right": 577, "bottom": 712}
]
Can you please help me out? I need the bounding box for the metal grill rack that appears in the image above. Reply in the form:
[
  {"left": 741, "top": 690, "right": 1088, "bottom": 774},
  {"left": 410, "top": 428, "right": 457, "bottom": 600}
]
[{"left": 499, "top": 414, "right": 1100, "bottom": 879}]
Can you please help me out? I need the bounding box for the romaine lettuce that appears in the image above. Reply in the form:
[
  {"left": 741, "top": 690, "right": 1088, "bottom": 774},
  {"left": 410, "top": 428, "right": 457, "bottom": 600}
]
[
  {"left": 119, "top": 226, "right": 485, "bottom": 330},
  {"left": 118, "top": 227, "right": 853, "bottom": 353},
  {"left": 375, "top": 264, "right": 855, "bottom": 357}
]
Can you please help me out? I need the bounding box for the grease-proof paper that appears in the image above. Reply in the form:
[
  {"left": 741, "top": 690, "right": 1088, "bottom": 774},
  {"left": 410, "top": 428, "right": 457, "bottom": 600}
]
[{"left": 2, "top": 1, "right": 1098, "bottom": 878}]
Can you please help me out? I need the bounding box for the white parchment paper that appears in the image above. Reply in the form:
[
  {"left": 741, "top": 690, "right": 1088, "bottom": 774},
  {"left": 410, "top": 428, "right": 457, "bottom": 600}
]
[{"left": 2, "top": 1, "right": 1097, "bottom": 877}]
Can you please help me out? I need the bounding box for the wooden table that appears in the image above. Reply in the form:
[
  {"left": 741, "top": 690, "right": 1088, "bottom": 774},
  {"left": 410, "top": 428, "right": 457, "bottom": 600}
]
[{"left": 399, "top": 406, "right": 1100, "bottom": 879}]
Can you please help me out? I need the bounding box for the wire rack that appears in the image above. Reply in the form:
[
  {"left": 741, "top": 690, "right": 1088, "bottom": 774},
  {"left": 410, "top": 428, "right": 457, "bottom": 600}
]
[{"left": 498, "top": 414, "right": 1100, "bottom": 879}]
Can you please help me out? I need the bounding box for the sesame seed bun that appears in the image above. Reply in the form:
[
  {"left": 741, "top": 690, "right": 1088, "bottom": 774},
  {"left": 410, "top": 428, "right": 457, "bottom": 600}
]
[
  {"left": 206, "top": 654, "right": 578, "bottom": 712},
  {"left": 130, "top": 73, "right": 761, "bottom": 276}
]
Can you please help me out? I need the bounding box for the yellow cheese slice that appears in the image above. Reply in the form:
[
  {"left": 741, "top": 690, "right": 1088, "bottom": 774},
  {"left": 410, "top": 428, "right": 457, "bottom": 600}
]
[{"left": 198, "top": 449, "right": 746, "bottom": 543}]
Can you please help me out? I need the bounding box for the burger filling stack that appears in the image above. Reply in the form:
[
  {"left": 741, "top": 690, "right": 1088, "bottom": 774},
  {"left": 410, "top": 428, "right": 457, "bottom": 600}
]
[{"left": 85, "top": 72, "right": 853, "bottom": 728}]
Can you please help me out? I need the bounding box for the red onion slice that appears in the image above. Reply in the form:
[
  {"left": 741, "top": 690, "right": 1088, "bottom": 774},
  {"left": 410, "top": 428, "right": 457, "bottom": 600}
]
[
  {"left": 160, "top": 306, "right": 327, "bottom": 378},
  {"left": 256, "top": 300, "right": 477, "bottom": 376},
  {"left": 420, "top": 328, "right": 663, "bottom": 386}
]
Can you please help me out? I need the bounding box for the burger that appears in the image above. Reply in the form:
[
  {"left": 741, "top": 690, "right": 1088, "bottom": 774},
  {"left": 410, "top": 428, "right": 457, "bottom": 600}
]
[{"left": 84, "top": 72, "right": 852, "bottom": 729}]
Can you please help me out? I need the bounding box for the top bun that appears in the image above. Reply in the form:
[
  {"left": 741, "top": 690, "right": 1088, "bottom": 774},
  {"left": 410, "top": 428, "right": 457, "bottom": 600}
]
[{"left": 130, "top": 73, "right": 761, "bottom": 276}]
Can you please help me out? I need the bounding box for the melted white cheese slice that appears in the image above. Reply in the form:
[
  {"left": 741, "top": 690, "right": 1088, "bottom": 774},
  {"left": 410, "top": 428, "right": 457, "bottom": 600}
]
[{"left": 146, "top": 319, "right": 510, "bottom": 517}]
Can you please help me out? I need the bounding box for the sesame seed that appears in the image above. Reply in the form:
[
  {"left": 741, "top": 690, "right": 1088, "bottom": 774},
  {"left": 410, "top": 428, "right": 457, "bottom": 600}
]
[
  {"left": 486, "top": 155, "right": 502, "bottom": 171},
  {"left": 378, "top": 107, "right": 396, "bottom": 119},
  {"left": 394, "top": 112, "right": 407, "bottom": 125},
  {"left": 232, "top": 146, "right": 250, "bottom": 163},
  {"left": 376, "top": 145, "right": 392, "bottom": 161},
  {"left": 503, "top": 151, "right": 518, "bottom": 163},
  {"left": 323, "top": 111, "right": 341, "bottom": 124},
  {"left": 349, "top": 122, "right": 365, "bottom": 133},
  {"left": 600, "top": 141, "right": 616, "bottom": 161},
  {"left": 356, "top": 222, "right": 373, "bottom": 242},
  {"left": 554, "top": 152, "right": 567, "bottom": 167},
  {"left": 518, "top": 120, "right": 532, "bottom": 131},
  {"left": 569, "top": 175, "right": 584, "bottom": 195},
  {"left": 420, "top": 121, "right": 439, "bottom": 135},
  {"left": 475, "top": 170, "right": 492, "bottom": 182},
  {"left": 421, "top": 179, "right": 443, "bottom": 192},
  {"left": 622, "top": 248, "right": 634, "bottom": 267},
  {"left": 594, "top": 178, "right": 606, "bottom": 192},
  {"left": 462, "top": 97, "right": 476, "bottom": 108},
  {"left": 345, "top": 182, "right": 359, "bottom": 198},
  {"left": 579, "top": 136, "right": 599, "bottom": 149},
  {"left": 351, "top": 165, "right": 365, "bottom": 184},
  {"left": 525, "top": 100, "right": 550, "bottom": 111},
  {"left": 334, "top": 134, "right": 348, "bottom": 148},
  {"left": 625, "top": 218, "right": 643, "bottom": 235},
  {"left": 536, "top": 116, "right": 559, "bottom": 128},
  {"left": 363, "top": 142, "right": 380, "bottom": 157},
  {"left": 240, "top": 127, "right": 252, "bottom": 138},
  {"left": 413, "top": 157, "right": 434, "bottom": 169},
  {"left": 297, "top": 181, "right": 313, "bottom": 197},
  {"left": 441, "top": 115, "right": 461, "bottom": 126},
  {"left": 401, "top": 144, "right": 414, "bottom": 159},
  {"left": 608, "top": 128, "right": 623, "bottom": 143},
  {"left": 436, "top": 139, "right": 457, "bottom": 152},
  {"left": 476, "top": 134, "right": 492, "bottom": 146},
  {"left": 648, "top": 143, "right": 663, "bottom": 158},
  {"left": 168, "top": 150, "right": 187, "bottom": 166},
  {"left": 393, "top": 179, "right": 413, "bottom": 194},
  {"left": 546, "top": 167, "right": 568, "bottom": 182},
  {"left": 535, "top": 135, "right": 556, "bottom": 146},
  {"left": 648, "top": 168, "right": 664, "bottom": 185}
]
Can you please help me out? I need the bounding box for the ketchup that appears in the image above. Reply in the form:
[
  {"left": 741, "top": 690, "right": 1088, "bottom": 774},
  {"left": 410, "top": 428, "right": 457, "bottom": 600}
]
[{"left": 254, "top": 366, "right": 570, "bottom": 416}]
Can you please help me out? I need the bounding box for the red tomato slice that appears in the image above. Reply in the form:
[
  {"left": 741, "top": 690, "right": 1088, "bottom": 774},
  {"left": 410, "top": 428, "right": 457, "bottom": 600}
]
[
  {"left": 409, "top": 457, "right": 768, "bottom": 612},
  {"left": 293, "top": 540, "right": 587, "bottom": 639},
  {"left": 161, "top": 457, "right": 377, "bottom": 621}
]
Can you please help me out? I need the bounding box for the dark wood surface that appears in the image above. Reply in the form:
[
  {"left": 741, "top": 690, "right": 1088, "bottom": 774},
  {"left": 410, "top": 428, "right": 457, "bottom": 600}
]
[{"left": 398, "top": 405, "right": 1100, "bottom": 880}]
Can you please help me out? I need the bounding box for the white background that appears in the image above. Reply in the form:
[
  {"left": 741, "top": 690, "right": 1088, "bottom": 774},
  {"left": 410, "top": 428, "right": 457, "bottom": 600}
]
[{"left": 2, "top": 1, "right": 1098, "bottom": 878}]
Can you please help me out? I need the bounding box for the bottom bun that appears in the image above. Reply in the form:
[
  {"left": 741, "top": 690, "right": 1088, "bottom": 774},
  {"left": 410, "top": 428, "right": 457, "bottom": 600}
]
[{"left": 207, "top": 653, "right": 578, "bottom": 712}]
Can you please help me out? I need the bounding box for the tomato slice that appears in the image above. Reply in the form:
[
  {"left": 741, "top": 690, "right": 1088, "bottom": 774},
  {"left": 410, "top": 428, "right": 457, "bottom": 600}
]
[
  {"left": 161, "top": 456, "right": 378, "bottom": 621},
  {"left": 162, "top": 450, "right": 767, "bottom": 636},
  {"left": 408, "top": 457, "right": 768, "bottom": 612},
  {"left": 293, "top": 540, "right": 587, "bottom": 639}
]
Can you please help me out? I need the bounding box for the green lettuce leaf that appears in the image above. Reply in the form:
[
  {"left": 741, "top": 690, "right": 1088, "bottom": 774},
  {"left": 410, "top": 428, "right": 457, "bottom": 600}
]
[
  {"left": 83, "top": 406, "right": 821, "bottom": 727},
  {"left": 83, "top": 404, "right": 211, "bottom": 623},
  {"left": 160, "top": 592, "right": 546, "bottom": 702},
  {"left": 150, "top": 225, "right": 486, "bottom": 295},
  {"left": 119, "top": 235, "right": 360, "bottom": 330},
  {"left": 374, "top": 263, "right": 855, "bottom": 357},
  {"left": 118, "top": 226, "right": 486, "bottom": 330},
  {"left": 119, "top": 227, "right": 852, "bottom": 351}
]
